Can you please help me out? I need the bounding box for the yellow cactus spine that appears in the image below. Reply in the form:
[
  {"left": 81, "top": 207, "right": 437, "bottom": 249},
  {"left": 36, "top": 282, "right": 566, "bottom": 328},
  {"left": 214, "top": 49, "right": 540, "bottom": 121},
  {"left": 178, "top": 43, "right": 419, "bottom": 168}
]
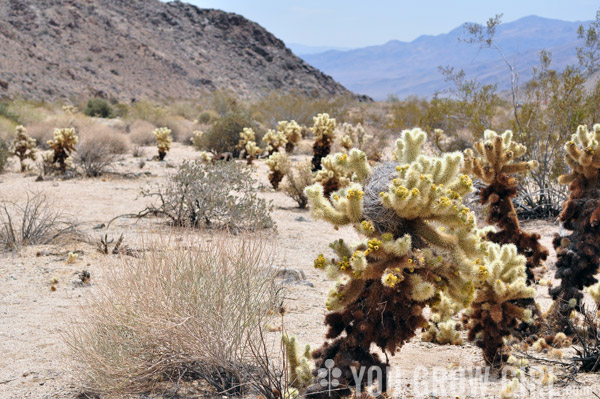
[
  {"left": 153, "top": 127, "right": 172, "bottom": 161},
  {"left": 244, "top": 141, "right": 261, "bottom": 165},
  {"left": 265, "top": 152, "right": 291, "bottom": 189},
  {"left": 278, "top": 120, "right": 303, "bottom": 153}
]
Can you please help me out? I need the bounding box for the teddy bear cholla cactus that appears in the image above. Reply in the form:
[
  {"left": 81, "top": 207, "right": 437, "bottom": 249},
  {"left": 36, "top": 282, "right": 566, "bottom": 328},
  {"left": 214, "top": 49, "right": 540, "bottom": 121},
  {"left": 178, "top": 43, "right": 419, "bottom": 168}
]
[
  {"left": 421, "top": 293, "right": 463, "bottom": 345},
  {"left": 311, "top": 113, "right": 336, "bottom": 171},
  {"left": 313, "top": 153, "right": 354, "bottom": 197},
  {"left": 549, "top": 124, "right": 600, "bottom": 331},
  {"left": 277, "top": 120, "right": 303, "bottom": 153},
  {"left": 237, "top": 127, "right": 255, "bottom": 153},
  {"left": 304, "top": 128, "right": 488, "bottom": 397},
  {"left": 263, "top": 128, "right": 287, "bottom": 156},
  {"left": 47, "top": 127, "right": 78, "bottom": 173},
  {"left": 244, "top": 141, "right": 261, "bottom": 165},
  {"left": 153, "top": 127, "right": 172, "bottom": 161},
  {"left": 265, "top": 152, "right": 290, "bottom": 189},
  {"left": 463, "top": 129, "right": 548, "bottom": 284},
  {"left": 466, "top": 244, "right": 535, "bottom": 365},
  {"left": 11, "top": 125, "right": 37, "bottom": 172},
  {"left": 339, "top": 122, "right": 367, "bottom": 152}
]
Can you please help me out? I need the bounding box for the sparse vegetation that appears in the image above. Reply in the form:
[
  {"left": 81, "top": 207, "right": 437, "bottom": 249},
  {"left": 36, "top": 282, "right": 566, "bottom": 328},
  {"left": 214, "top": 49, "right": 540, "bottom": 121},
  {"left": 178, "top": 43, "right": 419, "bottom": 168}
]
[
  {"left": 82, "top": 98, "right": 114, "bottom": 118},
  {"left": 141, "top": 161, "right": 274, "bottom": 231},
  {"left": 282, "top": 161, "right": 313, "bottom": 209},
  {"left": 65, "top": 235, "right": 283, "bottom": 396},
  {"left": 0, "top": 192, "right": 80, "bottom": 251},
  {"left": 47, "top": 127, "right": 78, "bottom": 173}
]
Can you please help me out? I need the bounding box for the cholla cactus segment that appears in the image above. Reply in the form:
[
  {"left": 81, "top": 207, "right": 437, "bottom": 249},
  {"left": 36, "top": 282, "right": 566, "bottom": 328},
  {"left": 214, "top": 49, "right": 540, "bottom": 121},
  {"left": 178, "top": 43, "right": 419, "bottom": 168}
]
[
  {"left": 198, "top": 151, "right": 214, "bottom": 164},
  {"left": 463, "top": 129, "right": 537, "bottom": 184},
  {"left": 47, "top": 127, "right": 78, "bottom": 173},
  {"left": 392, "top": 128, "right": 427, "bottom": 164},
  {"left": 463, "top": 130, "right": 548, "bottom": 287},
  {"left": 303, "top": 128, "right": 498, "bottom": 395},
  {"left": 311, "top": 113, "right": 336, "bottom": 171},
  {"left": 549, "top": 124, "right": 600, "bottom": 332},
  {"left": 265, "top": 152, "right": 290, "bottom": 189},
  {"left": 339, "top": 122, "right": 368, "bottom": 152},
  {"left": 467, "top": 243, "right": 534, "bottom": 366},
  {"left": 422, "top": 319, "right": 463, "bottom": 345},
  {"left": 11, "top": 125, "right": 37, "bottom": 172},
  {"left": 500, "top": 378, "right": 520, "bottom": 399},
  {"left": 153, "top": 127, "right": 172, "bottom": 161},
  {"left": 237, "top": 127, "right": 256, "bottom": 151},
  {"left": 263, "top": 128, "right": 287, "bottom": 155},
  {"left": 587, "top": 283, "right": 600, "bottom": 306},
  {"left": 278, "top": 120, "right": 303, "bottom": 153},
  {"left": 244, "top": 141, "right": 262, "bottom": 165},
  {"left": 282, "top": 335, "right": 312, "bottom": 389}
]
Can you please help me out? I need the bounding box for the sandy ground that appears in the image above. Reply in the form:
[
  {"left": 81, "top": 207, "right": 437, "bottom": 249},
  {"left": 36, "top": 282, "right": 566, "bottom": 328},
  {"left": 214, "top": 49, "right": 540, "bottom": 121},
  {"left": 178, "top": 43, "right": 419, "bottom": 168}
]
[{"left": 0, "top": 143, "right": 599, "bottom": 399}]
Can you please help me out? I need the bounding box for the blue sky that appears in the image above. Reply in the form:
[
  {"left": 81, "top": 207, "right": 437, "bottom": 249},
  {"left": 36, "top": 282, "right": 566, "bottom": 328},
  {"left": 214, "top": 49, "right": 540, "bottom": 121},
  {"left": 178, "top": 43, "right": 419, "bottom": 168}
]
[{"left": 177, "top": 0, "right": 599, "bottom": 48}]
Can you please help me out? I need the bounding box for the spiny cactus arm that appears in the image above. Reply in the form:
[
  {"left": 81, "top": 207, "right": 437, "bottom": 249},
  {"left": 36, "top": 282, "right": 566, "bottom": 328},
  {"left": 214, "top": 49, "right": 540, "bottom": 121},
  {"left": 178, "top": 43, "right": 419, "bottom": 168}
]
[
  {"left": 333, "top": 149, "right": 372, "bottom": 184},
  {"left": 305, "top": 184, "right": 359, "bottom": 225},
  {"left": 392, "top": 128, "right": 427, "bottom": 164}
]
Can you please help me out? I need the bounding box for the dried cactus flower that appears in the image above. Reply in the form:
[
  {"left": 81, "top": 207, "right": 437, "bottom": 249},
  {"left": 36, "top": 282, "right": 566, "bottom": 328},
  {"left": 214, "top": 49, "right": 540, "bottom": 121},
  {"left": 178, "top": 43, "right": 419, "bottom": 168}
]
[
  {"left": 153, "top": 127, "right": 172, "bottom": 161},
  {"left": 265, "top": 152, "right": 291, "bottom": 189},
  {"left": 47, "top": 127, "right": 78, "bottom": 173},
  {"left": 549, "top": 124, "right": 600, "bottom": 332},
  {"left": 11, "top": 125, "right": 37, "bottom": 172},
  {"left": 311, "top": 113, "right": 336, "bottom": 171}
]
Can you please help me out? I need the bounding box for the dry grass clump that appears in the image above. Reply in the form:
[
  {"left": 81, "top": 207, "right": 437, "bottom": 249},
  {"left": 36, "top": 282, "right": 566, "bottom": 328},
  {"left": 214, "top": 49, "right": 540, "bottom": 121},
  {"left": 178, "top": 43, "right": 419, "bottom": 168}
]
[
  {"left": 282, "top": 160, "right": 313, "bottom": 209},
  {"left": 128, "top": 119, "right": 157, "bottom": 146},
  {"left": 65, "top": 234, "right": 283, "bottom": 396},
  {"left": 0, "top": 192, "right": 80, "bottom": 251},
  {"left": 73, "top": 135, "right": 121, "bottom": 177}
]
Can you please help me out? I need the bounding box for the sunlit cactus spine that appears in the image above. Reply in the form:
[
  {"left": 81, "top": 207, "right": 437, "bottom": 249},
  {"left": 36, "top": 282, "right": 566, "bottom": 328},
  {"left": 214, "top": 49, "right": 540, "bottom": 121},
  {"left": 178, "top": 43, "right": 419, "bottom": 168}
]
[
  {"left": 282, "top": 335, "right": 313, "bottom": 389},
  {"left": 190, "top": 130, "right": 204, "bottom": 148},
  {"left": 11, "top": 125, "right": 37, "bottom": 172},
  {"left": 466, "top": 243, "right": 535, "bottom": 366},
  {"left": 313, "top": 152, "right": 353, "bottom": 197},
  {"left": 421, "top": 293, "right": 463, "bottom": 345},
  {"left": 244, "top": 141, "right": 262, "bottom": 165},
  {"left": 47, "top": 127, "right": 78, "bottom": 173},
  {"left": 463, "top": 129, "right": 547, "bottom": 285},
  {"left": 311, "top": 113, "right": 336, "bottom": 171},
  {"left": 263, "top": 128, "right": 288, "bottom": 156},
  {"left": 278, "top": 120, "right": 303, "bottom": 153},
  {"left": 338, "top": 122, "right": 367, "bottom": 152},
  {"left": 549, "top": 124, "right": 600, "bottom": 332},
  {"left": 153, "top": 127, "right": 172, "bottom": 161},
  {"left": 303, "top": 128, "right": 492, "bottom": 398},
  {"left": 265, "top": 152, "right": 290, "bottom": 189}
]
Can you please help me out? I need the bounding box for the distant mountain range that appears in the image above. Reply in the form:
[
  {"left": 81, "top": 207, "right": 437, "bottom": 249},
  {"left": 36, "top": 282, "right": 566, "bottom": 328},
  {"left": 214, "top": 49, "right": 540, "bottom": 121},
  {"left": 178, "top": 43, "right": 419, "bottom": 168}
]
[{"left": 298, "top": 16, "right": 591, "bottom": 100}]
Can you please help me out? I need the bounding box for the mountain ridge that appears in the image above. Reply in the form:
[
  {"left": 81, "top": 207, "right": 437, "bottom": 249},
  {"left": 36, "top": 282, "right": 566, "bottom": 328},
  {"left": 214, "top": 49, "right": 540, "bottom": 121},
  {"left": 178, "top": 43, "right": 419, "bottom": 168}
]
[{"left": 0, "top": 0, "right": 354, "bottom": 102}]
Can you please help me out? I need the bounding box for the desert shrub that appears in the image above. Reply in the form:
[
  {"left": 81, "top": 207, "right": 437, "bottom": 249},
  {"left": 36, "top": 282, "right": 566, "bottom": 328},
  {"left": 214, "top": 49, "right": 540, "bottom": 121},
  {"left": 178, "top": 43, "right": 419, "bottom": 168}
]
[
  {"left": 201, "top": 112, "right": 255, "bottom": 157},
  {"left": 83, "top": 98, "right": 114, "bottom": 118},
  {"left": 198, "top": 110, "right": 217, "bottom": 124},
  {"left": 262, "top": 128, "right": 287, "bottom": 155},
  {"left": 74, "top": 136, "right": 119, "bottom": 177},
  {"left": 311, "top": 113, "right": 336, "bottom": 171},
  {"left": 128, "top": 119, "right": 156, "bottom": 146},
  {"left": 0, "top": 136, "right": 9, "bottom": 173},
  {"left": 265, "top": 152, "right": 291, "bottom": 189},
  {"left": 65, "top": 234, "right": 283, "bottom": 396},
  {"left": 254, "top": 90, "right": 354, "bottom": 127},
  {"left": 282, "top": 161, "right": 313, "bottom": 209},
  {"left": 142, "top": 160, "right": 274, "bottom": 231},
  {"left": 0, "top": 102, "right": 22, "bottom": 124},
  {"left": 0, "top": 192, "right": 80, "bottom": 251}
]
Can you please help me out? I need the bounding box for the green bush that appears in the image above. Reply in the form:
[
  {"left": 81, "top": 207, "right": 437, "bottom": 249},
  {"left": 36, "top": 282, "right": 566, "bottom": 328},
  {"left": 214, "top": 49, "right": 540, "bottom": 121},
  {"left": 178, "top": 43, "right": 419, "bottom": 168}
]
[
  {"left": 83, "top": 98, "right": 114, "bottom": 118},
  {"left": 201, "top": 112, "right": 256, "bottom": 156},
  {"left": 0, "top": 137, "right": 9, "bottom": 172}
]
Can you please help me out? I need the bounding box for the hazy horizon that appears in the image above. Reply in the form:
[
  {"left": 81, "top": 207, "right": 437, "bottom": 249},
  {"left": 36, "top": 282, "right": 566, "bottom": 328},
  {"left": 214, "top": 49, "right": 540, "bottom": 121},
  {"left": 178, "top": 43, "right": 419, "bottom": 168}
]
[{"left": 177, "top": 0, "right": 598, "bottom": 48}]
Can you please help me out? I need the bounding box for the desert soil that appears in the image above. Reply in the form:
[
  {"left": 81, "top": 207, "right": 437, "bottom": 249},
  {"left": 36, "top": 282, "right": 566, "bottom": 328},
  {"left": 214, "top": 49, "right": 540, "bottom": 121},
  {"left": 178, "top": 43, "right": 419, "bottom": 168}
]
[{"left": 0, "top": 144, "right": 598, "bottom": 399}]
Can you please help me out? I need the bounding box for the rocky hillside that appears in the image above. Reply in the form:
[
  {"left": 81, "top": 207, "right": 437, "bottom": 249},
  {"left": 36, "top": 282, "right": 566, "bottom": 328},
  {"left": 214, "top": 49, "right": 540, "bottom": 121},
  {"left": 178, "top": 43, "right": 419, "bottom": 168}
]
[{"left": 0, "top": 0, "right": 353, "bottom": 101}]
